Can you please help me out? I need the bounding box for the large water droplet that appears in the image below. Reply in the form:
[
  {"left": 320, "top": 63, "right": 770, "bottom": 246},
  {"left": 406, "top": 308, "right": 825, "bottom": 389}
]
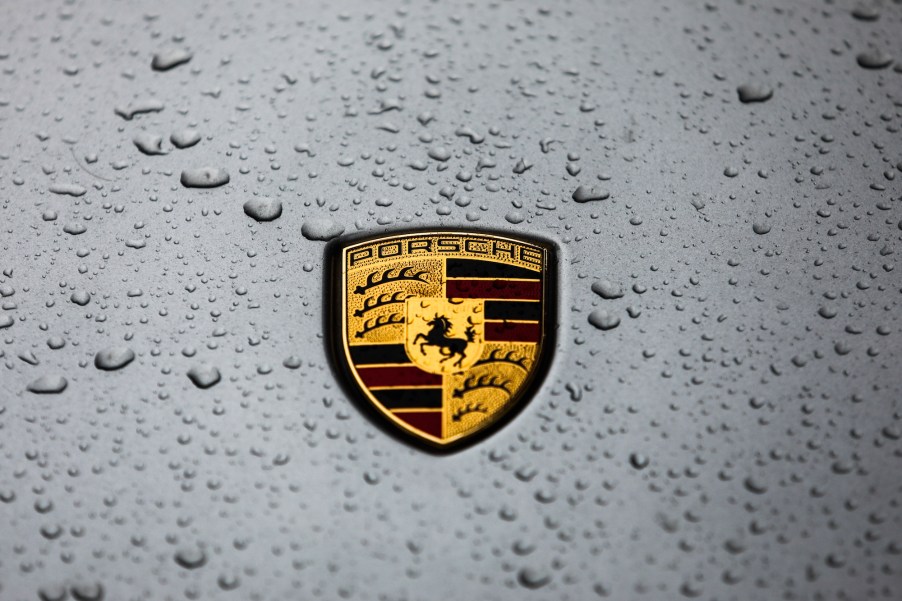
[
  {"left": 133, "top": 132, "right": 167, "bottom": 156},
  {"left": 94, "top": 346, "right": 136, "bottom": 371},
  {"left": 151, "top": 48, "right": 193, "bottom": 71},
  {"left": 187, "top": 365, "right": 221, "bottom": 389},
  {"left": 301, "top": 218, "right": 344, "bottom": 241},
  {"left": 737, "top": 83, "right": 773, "bottom": 103},
  {"left": 856, "top": 49, "right": 893, "bottom": 69},
  {"left": 243, "top": 197, "right": 282, "bottom": 222},
  {"left": 180, "top": 167, "right": 230, "bottom": 188},
  {"left": 174, "top": 546, "right": 207, "bottom": 569},
  {"left": 572, "top": 185, "right": 609, "bottom": 202},
  {"left": 170, "top": 129, "right": 201, "bottom": 149},
  {"left": 591, "top": 280, "right": 623, "bottom": 300},
  {"left": 588, "top": 310, "right": 620, "bottom": 330},
  {"left": 27, "top": 375, "right": 68, "bottom": 394}
]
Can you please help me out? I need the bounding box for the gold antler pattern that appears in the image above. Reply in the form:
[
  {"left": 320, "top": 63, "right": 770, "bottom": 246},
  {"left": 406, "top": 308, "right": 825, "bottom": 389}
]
[
  {"left": 354, "top": 313, "right": 405, "bottom": 338},
  {"left": 452, "top": 374, "right": 511, "bottom": 399},
  {"left": 353, "top": 291, "right": 413, "bottom": 317},
  {"left": 451, "top": 402, "right": 488, "bottom": 422},
  {"left": 354, "top": 266, "right": 429, "bottom": 295},
  {"left": 474, "top": 349, "right": 529, "bottom": 371}
]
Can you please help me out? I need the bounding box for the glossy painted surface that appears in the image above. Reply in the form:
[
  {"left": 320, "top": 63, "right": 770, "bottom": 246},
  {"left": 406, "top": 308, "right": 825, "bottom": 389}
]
[{"left": 1, "top": 1, "right": 901, "bottom": 599}]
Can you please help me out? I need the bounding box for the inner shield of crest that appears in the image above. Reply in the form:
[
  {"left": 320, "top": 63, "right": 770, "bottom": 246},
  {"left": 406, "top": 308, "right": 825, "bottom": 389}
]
[
  {"left": 334, "top": 230, "right": 554, "bottom": 448},
  {"left": 404, "top": 298, "right": 485, "bottom": 375}
]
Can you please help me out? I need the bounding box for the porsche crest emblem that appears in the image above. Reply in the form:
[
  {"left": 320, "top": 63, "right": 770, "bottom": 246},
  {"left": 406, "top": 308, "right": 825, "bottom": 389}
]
[{"left": 331, "top": 230, "right": 555, "bottom": 448}]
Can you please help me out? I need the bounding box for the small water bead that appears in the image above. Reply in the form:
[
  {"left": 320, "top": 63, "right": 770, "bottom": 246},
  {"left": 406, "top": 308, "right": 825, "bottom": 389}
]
[
  {"left": 629, "top": 453, "right": 650, "bottom": 470},
  {"left": 283, "top": 356, "right": 302, "bottom": 369}
]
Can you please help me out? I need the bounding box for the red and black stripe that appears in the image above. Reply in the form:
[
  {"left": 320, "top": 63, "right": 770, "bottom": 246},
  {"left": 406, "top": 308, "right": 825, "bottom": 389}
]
[
  {"left": 446, "top": 258, "right": 543, "bottom": 343},
  {"left": 446, "top": 279, "right": 541, "bottom": 300},
  {"left": 446, "top": 258, "right": 541, "bottom": 280},
  {"left": 484, "top": 300, "right": 542, "bottom": 321},
  {"left": 350, "top": 345, "right": 443, "bottom": 411},
  {"left": 349, "top": 344, "right": 409, "bottom": 365}
]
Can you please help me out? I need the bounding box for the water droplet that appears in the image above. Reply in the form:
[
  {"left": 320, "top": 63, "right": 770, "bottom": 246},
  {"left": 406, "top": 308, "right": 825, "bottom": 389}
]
[
  {"left": 737, "top": 83, "right": 773, "bottom": 103},
  {"left": 572, "top": 185, "right": 609, "bottom": 203},
  {"left": 37, "top": 584, "right": 68, "bottom": 601},
  {"left": 187, "top": 365, "right": 221, "bottom": 389},
  {"left": 512, "top": 158, "right": 533, "bottom": 174},
  {"left": 243, "top": 197, "right": 282, "bottom": 222},
  {"left": 301, "top": 218, "right": 344, "bottom": 241},
  {"left": 505, "top": 211, "right": 525, "bottom": 224},
  {"left": 856, "top": 49, "right": 893, "bottom": 69},
  {"left": 114, "top": 98, "right": 164, "bottom": 120},
  {"left": 217, "top": 573, "right": 240, "bottom": 590},
  {"left": 27, "top": 375, "right": 68, "bottom": 394},
  {"left": 588, "top": 310, "right": 620, "bottom": 330},
  {"left": 851, "top": 5, "right": 880, "bottom": 21},
  {"left": 94, "top": 346, "right": 136, "bottom": 371},
  {"left": 591, "top": 280, "right": 623, "bottom": 299},
  {"left": 630, "top": 453, "right": 649, "bottom": 470},
  {"left": 744, "top": 476, "right": 768, "bottom": 494},
  {"left": 174, "top": 546, "right": 207, "bottom": 569},
  {"left": 518, "top": 567, "right": 551, "bottom": 589},
  {"left": 818, "top": 306, "right": 837, "bottom": 319},
  {"left": 49, "top": 183, "right": 86, "bottom": 197},
  {"left": 152, "top": 48, "right": 193, "bottom": 71},
  {"left": 69, "top": 581, "right": 104, "bottom": 601},
  {"left": 427, "top": 147, "right": 451, "bottom": 162},
  {"left": 170, "top": 129, "right": 201, "bottom": 149},
  {"left": 454, "top": 125, "right": 484, "bottom": 144},
  {"left": 70, "top": 290, "right": 91, "bottom": 306},
  {"left": 63, "top": 223, "right": 87, "bottom": 235},
  {"left": 133, "top": 132, "right": 167, "bottom": 155},
  {"left": 180, "top": 167, "right": 229, "bottom": 188}
]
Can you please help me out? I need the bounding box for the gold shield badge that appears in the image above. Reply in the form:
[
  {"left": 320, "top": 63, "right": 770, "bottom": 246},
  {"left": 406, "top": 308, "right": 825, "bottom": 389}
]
[{"left": 331, "top": 230, "right": 554, "bottom": 448}]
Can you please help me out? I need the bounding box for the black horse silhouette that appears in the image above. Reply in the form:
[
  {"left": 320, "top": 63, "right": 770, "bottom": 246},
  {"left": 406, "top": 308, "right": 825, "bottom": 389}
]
[{"left": 413, "top": 314, "right": 476, "bottom": 368}]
